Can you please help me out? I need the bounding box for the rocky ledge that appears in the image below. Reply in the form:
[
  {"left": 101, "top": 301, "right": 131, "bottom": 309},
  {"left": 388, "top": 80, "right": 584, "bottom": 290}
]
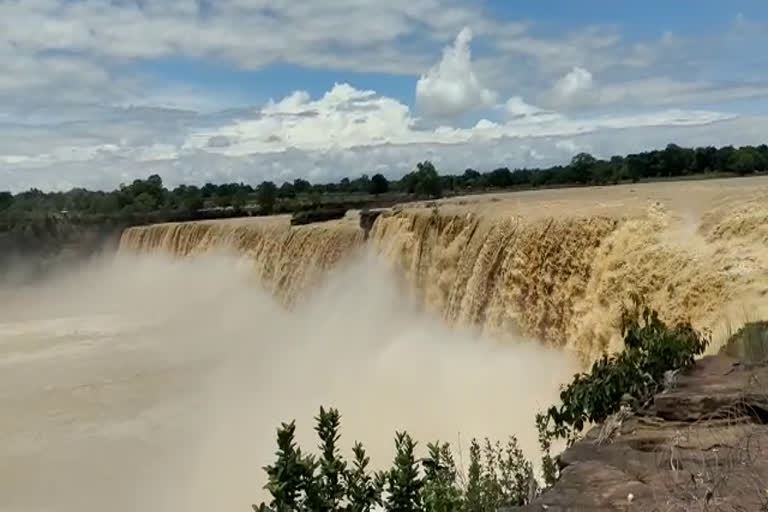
[{"left": 520, "top": 355, "right": 768, "bottom": 511}]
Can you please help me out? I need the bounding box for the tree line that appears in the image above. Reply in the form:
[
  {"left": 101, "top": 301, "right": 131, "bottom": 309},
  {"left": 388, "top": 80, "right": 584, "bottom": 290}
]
[{"left": 1, "top": 143, "right": 767, "bottom": 230}]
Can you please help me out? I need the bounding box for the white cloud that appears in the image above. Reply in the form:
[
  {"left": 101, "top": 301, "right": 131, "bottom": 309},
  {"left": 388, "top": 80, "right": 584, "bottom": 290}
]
[
  {"left": 1, "top": 2, "right": 768, "bottom": 192},
  {"left": 0, "top": 80, "right": 747, "bottom": 192},
  {"left": 550, "top": 67, "right": 595, "bottom": 106},
  {"left": 0, "top": 0, "right": 489, "bottom": 78},
  {"left": 416, "top": 27, "right": 497, "bottom": 118},
  {"left": 504, "top": 96, "right": 549, "bottom": 119}
]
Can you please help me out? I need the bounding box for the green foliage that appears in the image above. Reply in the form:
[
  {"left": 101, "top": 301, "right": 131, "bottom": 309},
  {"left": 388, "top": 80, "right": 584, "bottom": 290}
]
[
  {"left": 463, "top": 438, "right": 533, "bottom": 510},
  {"left": 463, "top": 439, "right": 484, "bottom": 512},
  {"left": 369, "top": 173, "right": 390, "bottom": 195},
  {"left": 314, "top": 407, "right": 347, "bottom": 511},
  {"left": 345, "top": 443, "right": 383, "bottom": 512},
  {"left": 257, "top": 181, "right": 278, "bottom": 215},
  {"left": 535, "top": 299, "right": 710, "bottom": 485},
  {"left": 2, "top": 142, "right": 766, "bottom": 234},
  {"left": 401, "top": 161, "right": 442, "bottom": 198},
  {"left": 255, "top": 409, "right": 536, "bottom": 511},
  {"left": 0, "top": 191, "right": 12, "bottom": 211},
  {"left": 384, "top": 432, "right": 423, "bottom": 511},
  {"left": 421, "top": 442, "right": 462, "bottom": 512},
  {"left": 259, "top": 420, "right": 318, "bottom": 511}
]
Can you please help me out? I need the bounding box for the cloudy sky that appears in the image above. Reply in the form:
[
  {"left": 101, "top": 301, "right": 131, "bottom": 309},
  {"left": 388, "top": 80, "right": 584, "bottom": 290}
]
[{"left": 2, "top": 0, "right": 768, "bottom": 192}]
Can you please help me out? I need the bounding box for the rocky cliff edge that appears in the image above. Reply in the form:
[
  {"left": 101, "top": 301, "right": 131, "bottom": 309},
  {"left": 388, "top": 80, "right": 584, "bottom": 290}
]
[{"left": 521, "top": 355, "right": 768, "bottom": 511}]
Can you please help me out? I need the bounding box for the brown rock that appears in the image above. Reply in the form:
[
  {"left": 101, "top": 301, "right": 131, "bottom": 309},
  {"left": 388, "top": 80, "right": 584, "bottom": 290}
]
[{"left": 519, "top": 355, "right": 768, "bottom": 511}]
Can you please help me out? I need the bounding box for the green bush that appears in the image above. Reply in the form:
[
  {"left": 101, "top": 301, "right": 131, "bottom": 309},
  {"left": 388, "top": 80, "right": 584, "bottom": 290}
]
[
  {"left": 535, "top": 297, "right": 710, "bottom": 485},
  {"left": 254, "top": 408, "right": 535, "bottom": 511}
]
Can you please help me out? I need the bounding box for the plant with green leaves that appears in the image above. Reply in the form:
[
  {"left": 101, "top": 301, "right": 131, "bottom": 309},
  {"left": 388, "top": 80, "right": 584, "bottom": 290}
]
[
  {"left": 255, "top": 420, "right": 318, "bottom": 512},
  {"left": 383, "top": 432, "right": 423, "bottom": 511},
  {"left": 313, "top": 407, "right": 348, "bottom": 511},
  {"left": 255, "top": 410, "right": 539, "bottom": 512},
  {"left": 421, "top": 442, "right": 462, "bottom": 512},
  {"left": 463, "top": 438, "right": 534, "bottom": 510},
  {"left": 535, "top": 297, "right": 710, "bottom": 485},
  {"left": 344, "top": 442, "right": 383, "bottom": 512},
  {"left": 463, "top": 439, "right": 484, "bottom": 512}
]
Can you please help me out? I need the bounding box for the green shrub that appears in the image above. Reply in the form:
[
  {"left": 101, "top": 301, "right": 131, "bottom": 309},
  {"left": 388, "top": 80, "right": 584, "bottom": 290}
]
[
  {"left": 535, "top": 297, "right": 710, "bottom": 485},
  {"left": 464, "top": 438, "right": 534, "bottom": 511},
  {"left": 255, "top": 420, "right": 318, "bottom": 512},
  {"left": 254, "top": 408, "right": 535, "bottom": 511},
  {"left": 383, "top": 432, "right": 423, "bottom": 511},
  {"left": 421, "top": 442, "right": 462, "bottom": 512},
  {"left": 344, "top": 443, "right": 383, "bottom": 512}
]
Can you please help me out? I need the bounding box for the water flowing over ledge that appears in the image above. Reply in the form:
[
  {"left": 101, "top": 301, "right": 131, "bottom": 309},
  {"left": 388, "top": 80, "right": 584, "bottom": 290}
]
[{"left": 119, "top": 178, "right": 768, "bottom": 361}]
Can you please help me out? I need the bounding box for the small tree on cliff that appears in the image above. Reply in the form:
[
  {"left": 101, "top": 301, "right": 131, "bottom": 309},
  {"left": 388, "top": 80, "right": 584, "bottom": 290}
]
[{"left": 257, "top": 181, "right": 278, "bottom": 215}]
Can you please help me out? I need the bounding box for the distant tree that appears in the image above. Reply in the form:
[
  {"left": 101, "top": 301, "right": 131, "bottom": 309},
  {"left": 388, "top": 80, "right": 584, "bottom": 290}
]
[
  {"left": 293, "top": 178, "right": 312, "bottom": 194},
  {"left": 716, "top": 145, "right": 736, "bottom": 172},
  {"left": 184, "top": 195, "right": 204, "bottom": 212},
  {"left": 413, "top": 161, "right": 442, "bottom": 198},
  {"left": 369, "top": 173, "right": 389, "bottom": 195},
  {"left": 693, "top": 146, "right": 718, "bottom": 173},
  {"left": 133, "top": 191, "right": 158, "bottom": 212},
  {"left": 568, "top": 153, "right": 597, "bottom": 184},
  {"left": 350, "top": 174, "right": 371, "bottom": 193},
  {"left": 201, "top": 182, "right": 218, "bottom": 198},
  {"left": 232, "top": 189, "right": 248, "bottom": 210},
  {"left": 257, "top": 181, "right": 278, "bottom": 215},
  {"left": 0, "top": 191, "right": 12, "bottom": 211},
  {"left": 486, "top": 167, "right": 513, "bottom": 188},
  {"left": 661, "top": 143, "right": 694, "bottom": 176},
  {"left": 463, "top": 168, "right": 481, "bottom": 180},
  {"left": 278, "top": 182, "right": 296, "bottom": 199},
  {"left": 729, "top": 148, "right": 758, "bottom": 175},
  {"left": 459, "top": 168, "right": 482, "bottom": 189}
]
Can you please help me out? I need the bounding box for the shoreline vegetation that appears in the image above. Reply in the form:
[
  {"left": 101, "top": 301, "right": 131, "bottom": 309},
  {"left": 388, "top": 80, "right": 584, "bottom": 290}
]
[{"left": 1, "top": 142, "right": 767, "bottom": 277}]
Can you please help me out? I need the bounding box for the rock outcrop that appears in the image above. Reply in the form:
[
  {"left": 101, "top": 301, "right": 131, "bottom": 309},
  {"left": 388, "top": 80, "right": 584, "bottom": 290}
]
[{"left": 521, "top": 355, "right": 768, "bottom": 511}]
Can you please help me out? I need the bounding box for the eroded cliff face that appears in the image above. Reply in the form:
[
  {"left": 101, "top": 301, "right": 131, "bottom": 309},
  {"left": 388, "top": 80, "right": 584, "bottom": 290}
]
[{"left": 118, "top": 179, "right": 768, "bottom": 360}]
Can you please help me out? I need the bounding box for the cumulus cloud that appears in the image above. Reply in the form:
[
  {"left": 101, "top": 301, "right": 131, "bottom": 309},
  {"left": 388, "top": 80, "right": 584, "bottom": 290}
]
[
  {"left": 0, "top": 0, "right": 488, "bottom": 79},
  {"left": 0, "top": 78, "right": 746, "bottom": 192},
  {"left": 1, "top": 1, "right": 767, "bottom": 192},
  {"left": 504, "top": 96, "right": 551, "bottom": 119},
  {"left": 416, "top": 28, "right": 497, "bottom": 118},
  {"left": 550, "top": 66, "right": 595, "bottom": 106}
]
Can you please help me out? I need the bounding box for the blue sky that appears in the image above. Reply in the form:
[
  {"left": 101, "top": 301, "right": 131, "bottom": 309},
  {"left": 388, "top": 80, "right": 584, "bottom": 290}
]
[{"left": 1, "top": 0, "right": 768, "bottom": 191}]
